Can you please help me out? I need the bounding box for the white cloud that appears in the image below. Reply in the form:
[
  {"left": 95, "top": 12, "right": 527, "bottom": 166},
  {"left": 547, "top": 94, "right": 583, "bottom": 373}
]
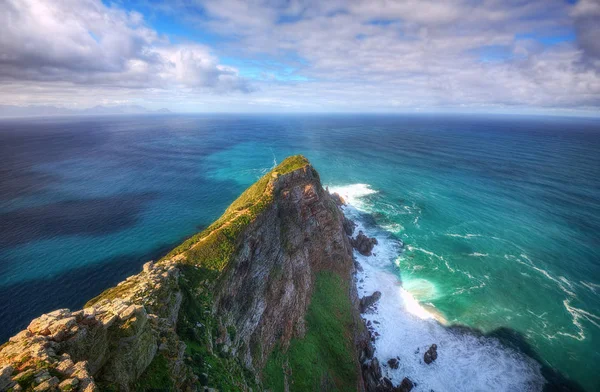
[
  {"left": 0, "top": 0, "right": 598, "bottom": 113},
  {"left": 0, "top": 0, "right": 250, "bottom": 91}
]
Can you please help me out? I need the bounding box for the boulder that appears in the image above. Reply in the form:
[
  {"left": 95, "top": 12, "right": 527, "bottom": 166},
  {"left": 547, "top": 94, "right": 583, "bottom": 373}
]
[
  {"left": 351, "top": 231, "right": 378, "bottom": 256},
  {"left": 360, "top": 291, "right": 382, "bottom": 313},
  {"left": 387, "top": 357, "right": 399, "bottom": 369},
  {"left": 0, "top": 365, "right": 14, "bottom": 390},
  {"left": 330, "top": 192, "right": 346, "bottom": 206},
  {"left": 362, "top": 357, "right": 382, "bottom": 391},
  {"left": 424, "top": 344, "right": 438, "bottom": 364},
  {"left": 398, "top": 377, "right": 414, "bottom": 392}
]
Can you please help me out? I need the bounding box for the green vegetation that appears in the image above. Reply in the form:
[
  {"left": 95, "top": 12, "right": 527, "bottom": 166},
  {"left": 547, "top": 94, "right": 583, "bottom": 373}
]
[
  {"left": 263, "top": 271, "right": 358, "bottom": 392},
  {"left": 85, "top": 155, "right": 310, "bottom": 307},
  {"left": 176, "top": 265, "right": 259, "bottom": 391},
  {"left": 134, "top": 353, "right": 174, "bottom": 391},
  {"left": 163, "top": 155, "right": 310, "bottom": 270}
]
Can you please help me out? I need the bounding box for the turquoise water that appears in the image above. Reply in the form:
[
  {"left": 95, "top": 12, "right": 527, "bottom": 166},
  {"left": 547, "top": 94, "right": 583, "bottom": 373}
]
[{"left": 0, "top": 114, "right": 598, "bottom": 390}]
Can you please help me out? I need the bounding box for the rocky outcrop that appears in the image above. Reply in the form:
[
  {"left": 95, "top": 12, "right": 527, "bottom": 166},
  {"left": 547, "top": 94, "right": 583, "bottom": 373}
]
[
  {"left": 424, "top": 344, "right": 438, "bottom": 364},
  {"left": 351, "top": 231, "right": 378, "bottom": 256},
  {"left": 210, "top": 162, "right": 357, "bottom": 372},
  {"left": 0, "top": 156, "right": 378, "bottom": 392},
  {"left": 360, "top": 291, "right": 382, "bottom": 313},
  {"left": 387, "top": 357, "right": 399, "bottom": 369},
  {"left": 398, "top": 377, "right": 414, "bottom": 392},
  {"left": 343, "top": 216, "right": 357, "bottom": 236},
  {"left": 329, "top": 192, "right": 346, "bottom": 206},
  {"left": 0, "top": 262, "right": 190, "bottom": 391}
]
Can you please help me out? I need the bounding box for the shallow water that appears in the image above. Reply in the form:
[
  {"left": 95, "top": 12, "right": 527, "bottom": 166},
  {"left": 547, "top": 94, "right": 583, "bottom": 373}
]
[{"left": 0, "top": 114, "right": 598, "bottom": 390}]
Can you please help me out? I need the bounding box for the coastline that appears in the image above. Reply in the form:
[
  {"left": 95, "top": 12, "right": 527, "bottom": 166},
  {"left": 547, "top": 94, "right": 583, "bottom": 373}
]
[{"left": 333, "top": 184, "right": 547, "bottom": 391}]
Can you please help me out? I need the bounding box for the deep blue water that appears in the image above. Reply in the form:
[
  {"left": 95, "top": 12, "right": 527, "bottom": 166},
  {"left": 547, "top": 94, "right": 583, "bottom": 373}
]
[{"left": 0, "top": 114, "right": 598, "bottom": 390}]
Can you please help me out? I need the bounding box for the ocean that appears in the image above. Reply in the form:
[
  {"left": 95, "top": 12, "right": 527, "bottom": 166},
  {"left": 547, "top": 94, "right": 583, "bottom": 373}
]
[{"left": 0, "top": 114, "right": 598, "bottom": 391}]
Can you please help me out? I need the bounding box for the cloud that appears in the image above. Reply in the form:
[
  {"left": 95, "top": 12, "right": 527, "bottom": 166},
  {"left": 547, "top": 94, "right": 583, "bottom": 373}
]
[
  {"left": 571, "top": 0, "right": 600, "bottom": 63},
  {"left": 0, "top": 0, "right": 598, "bottom": 113},
  {"left": 0, "top": 0, "right": 250, "bottom": 92},
  {"left": 186, "top": 0, "right": 600, "bottom": 111}
]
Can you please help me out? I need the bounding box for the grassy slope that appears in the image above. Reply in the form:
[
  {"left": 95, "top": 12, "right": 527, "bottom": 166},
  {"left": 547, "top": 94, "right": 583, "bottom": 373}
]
[
  {"left": 87, "top": 155, "right": 310, "bottom": 305},
  {"left": 165, "top": 154, "right": 310, "bottom": 269},
  {"left": 263, "top": 271, "right": 358, "bottom": 392},
  {"left": 77, "top": 155, "right": 360, "bottom": 391}
]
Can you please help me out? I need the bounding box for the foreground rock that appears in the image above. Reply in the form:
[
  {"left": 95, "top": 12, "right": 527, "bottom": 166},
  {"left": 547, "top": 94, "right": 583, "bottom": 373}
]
[
  {"left": 399, "top": 377, "right": 414, "bottom": 392},
  {"left": 351, "top": 230, "right": 378, "bottom": 256},
  {"left": 388, "top": 357, "right": 399, "bottom": 369},
  {"left": 0, "top": 262, "right": 186, "bottom": 391},
  {"left": 424, "top": 344, "right": 438, "bottom": 364},
  {"left": 362, "top": 357, "right": 414, "bottom": 392},
  {"left": 360, "top": 291, "right": 382, "bottom": 313}
]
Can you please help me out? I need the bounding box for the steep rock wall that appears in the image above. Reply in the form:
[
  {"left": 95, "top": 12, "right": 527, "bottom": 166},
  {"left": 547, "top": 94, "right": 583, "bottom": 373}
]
[{"left": 0, "top": 156, "right": 374, "bottom": 392}]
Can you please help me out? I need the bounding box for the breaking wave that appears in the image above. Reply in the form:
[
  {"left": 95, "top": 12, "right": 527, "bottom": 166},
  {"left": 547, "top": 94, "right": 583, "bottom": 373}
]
[{"left": 330, "top": 184, "right": 545, "bottom": 391}]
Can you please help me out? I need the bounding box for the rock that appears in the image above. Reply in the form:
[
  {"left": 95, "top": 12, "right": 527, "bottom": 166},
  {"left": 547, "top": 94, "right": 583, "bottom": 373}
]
[
  {"left": 382, "top": 377, "right": 394, "bottom": 389},
  {"left": 0, "top": 157, "right": 375, "bottom": 392},
  {"left": 371, "top": 358, "right": 382, "bottom": 380},
  {"left": 360, "top": 291, "right": 382, "bottom": 313},
  {"left": 0, "top": 365, "right": 14, "bottom": 390},
  {"left": 354, "top": 260, "right": 363, "bottom": 272},
  {"left": 56, "top": 358, "right": 75, "bottom": 375},
  {"left": 363, "top": 357, "right": 383, "bottom": 391},
  {"left": 365, "top": 341, "right": 375, "bottom": 359},
  {"left": 398, "top": 377, "right": 414, "bottom": 392},
  {"left": 59, "top": 378, "right": 79, "bottom": 390},
  {"left": 343, "top": 216, "right": 356, "bottom": 236},
  {"left": 143, "top": 261, "right": 154, "bottom": 273},
  {"left": 330, "top": 192, "right": 346, "bottom": 206},
  {"left": 118, "top": 305, "right": 138, "bottom": 320},
  {"left": 424, "top": 344, "right": 438, "bottom": 364},
  {"left": 34, "top": 370, "right": 51, "bottom": 384},
  {"left": 9, "top": 330, "right": 32, "bottom": 343},
  {"left": 33, "top": 376, "right": 59, "bottom": 391},
  {"left": 351, "top": 231, "right": 378, "bottom": 256},
  {"left": 387, "top": 357, "right": 399, "bottom": 369}
]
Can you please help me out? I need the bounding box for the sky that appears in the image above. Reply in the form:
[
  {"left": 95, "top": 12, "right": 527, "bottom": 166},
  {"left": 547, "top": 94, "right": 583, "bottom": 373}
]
[{"left": 1, "top": 0, "right": 600, "bottom": 115}]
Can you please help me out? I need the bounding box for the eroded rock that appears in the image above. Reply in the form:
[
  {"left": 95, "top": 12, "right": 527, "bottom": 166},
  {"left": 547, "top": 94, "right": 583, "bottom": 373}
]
[
  {"left": 360, "top": 291, "right": 382, "bottom": 313},
  {"left": 351, "top": 231, "right": 378, "bottom": 256},
  {"left": 424, "top": 343, "right": 438, "bottom": 364},
  {"left": 399, "top": 377, "right": 414, "bottom": 392},
  {"left": 387, "top": 357, "right": 399, "bottom": 369}
]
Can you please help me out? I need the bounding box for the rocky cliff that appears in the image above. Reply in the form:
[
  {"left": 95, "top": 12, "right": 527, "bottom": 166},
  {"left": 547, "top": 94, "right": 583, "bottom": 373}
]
[{"left": 0, "top": 155, "right": 387, "bottom": 392}]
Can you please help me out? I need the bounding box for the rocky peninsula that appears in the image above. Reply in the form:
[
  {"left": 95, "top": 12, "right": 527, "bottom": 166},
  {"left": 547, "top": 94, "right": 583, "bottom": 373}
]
[{"left": 0, "top": 156, "right": 417, "bottom": 392}]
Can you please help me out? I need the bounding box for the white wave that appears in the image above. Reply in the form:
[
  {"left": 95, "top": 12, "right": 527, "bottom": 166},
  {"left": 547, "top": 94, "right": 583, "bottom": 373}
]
[
  {"left": 557, "top": 299, "right": 600, "bottom": 341},
  {"left": 446, "top": 233, "right": 483, "bottom": 239},
  {"left": 468, "top": 252, "right": 489, "bottom": 257},
  {"left": 328, "top": 183, "right": 377, "bottom": 210},
  {"left": 338, "top": 183, "right": 545, "bottom": 391},
  {"left": 580, "top": 281, "right": 600, "bottom": 294},
  {"left": 514, "top": 257, "right": 577, "bottom": 298},
  {"left": 452, "top": 281, "right": 486, "bottom": 295},
  {"left": 356, "top": 254, "right": 543, "bottom": 391}
]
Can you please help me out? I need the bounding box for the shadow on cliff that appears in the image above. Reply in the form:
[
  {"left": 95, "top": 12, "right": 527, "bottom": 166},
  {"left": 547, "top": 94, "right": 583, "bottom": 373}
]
[
  {"left": 0, "top": 241, "right": 179, "bottom": 343},
  {"left": 446, "top": 325, "right": 586, "bottom": 392}
]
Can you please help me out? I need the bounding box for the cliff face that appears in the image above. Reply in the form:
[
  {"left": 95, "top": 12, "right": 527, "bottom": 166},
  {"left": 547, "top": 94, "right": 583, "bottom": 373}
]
[{"left": 0, "top": 156, "right": 372, "bottom": 392}]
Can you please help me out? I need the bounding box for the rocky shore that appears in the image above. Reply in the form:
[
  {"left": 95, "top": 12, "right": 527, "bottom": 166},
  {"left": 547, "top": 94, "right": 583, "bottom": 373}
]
[{"left": 0, "top": 156, "right": 427, "bottom": 391}]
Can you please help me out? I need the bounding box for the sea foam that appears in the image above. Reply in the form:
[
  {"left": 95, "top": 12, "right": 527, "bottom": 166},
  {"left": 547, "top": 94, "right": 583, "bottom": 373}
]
[{"left": 330, "top": 184, "right": 545, "bottom": 392}]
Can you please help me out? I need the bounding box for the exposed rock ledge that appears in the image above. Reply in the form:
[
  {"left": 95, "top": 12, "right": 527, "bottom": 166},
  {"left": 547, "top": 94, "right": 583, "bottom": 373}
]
[{"left": 0, "top": 156, "right": 407, "bottom": 392}]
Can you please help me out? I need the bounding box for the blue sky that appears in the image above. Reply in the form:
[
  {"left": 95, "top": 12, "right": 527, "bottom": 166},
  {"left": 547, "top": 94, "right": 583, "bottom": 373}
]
[{"left": 1, "top": 0, "right": 599, "bottom": 115}]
